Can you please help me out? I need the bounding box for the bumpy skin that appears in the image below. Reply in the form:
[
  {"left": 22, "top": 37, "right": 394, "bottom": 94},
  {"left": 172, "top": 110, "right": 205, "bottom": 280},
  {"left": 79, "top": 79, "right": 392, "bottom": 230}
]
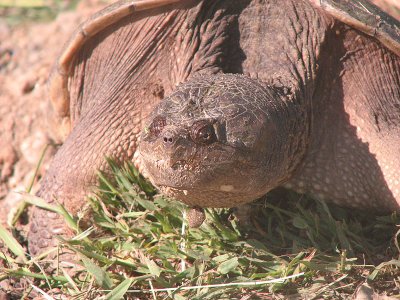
[
  {"left": 139, "top": 74, "right": 308, "bottom": 207},
  {"left": 28, "top": 0, "right": 400, "bottom": 257}
]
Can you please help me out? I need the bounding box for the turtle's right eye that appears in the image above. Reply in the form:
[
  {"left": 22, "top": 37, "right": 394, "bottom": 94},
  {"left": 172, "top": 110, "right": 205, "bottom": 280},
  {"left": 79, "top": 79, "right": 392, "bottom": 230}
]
[
  {"left": 149, "top": 116, "right": 166, "bottom": 138},
  {"left": 190, "top": 120, "right": 216, "bottom": 144}
]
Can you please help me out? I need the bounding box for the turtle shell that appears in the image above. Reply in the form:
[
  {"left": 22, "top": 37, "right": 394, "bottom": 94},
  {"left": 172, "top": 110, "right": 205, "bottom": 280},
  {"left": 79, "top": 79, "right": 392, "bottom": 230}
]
[
  {"left": 48, "top": 0, "right": 400, "bottom": 141},
  {"left": 310, "top": 0, "right": 400, "bottom": 56}
]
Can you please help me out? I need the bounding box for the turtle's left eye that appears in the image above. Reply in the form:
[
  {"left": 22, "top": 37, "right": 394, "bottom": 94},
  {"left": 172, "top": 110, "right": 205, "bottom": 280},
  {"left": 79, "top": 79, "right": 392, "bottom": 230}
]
[
  {"left": 190, "top": 120, "right": 215, "bottom": 144},
  {"left": 149, "top": 116, "right": 166, "bottom": 138}
]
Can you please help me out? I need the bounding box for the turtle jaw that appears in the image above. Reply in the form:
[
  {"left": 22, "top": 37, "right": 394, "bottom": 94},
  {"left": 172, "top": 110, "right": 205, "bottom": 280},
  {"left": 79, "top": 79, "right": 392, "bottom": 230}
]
[
  {"left": 140, "top": 150, "right": 266, "bottom": 208},
  {"left": 138, "top": 142, "right": 273, "bottom": 208},
  {"left": 156, "top": 185, "right": 263, "bottom": 208},
  {"left": 139, "top": 143, "right": 229, "bottom": 190}
]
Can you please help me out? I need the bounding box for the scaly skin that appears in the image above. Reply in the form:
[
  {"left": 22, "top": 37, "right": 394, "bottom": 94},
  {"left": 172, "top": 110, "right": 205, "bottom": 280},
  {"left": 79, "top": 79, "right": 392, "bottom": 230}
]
[
  {"left": 139, "top": 74, "right": 309, "bottom": 207},
  {"left": 28, "top": 0, "right": 400, "bottom": 259}
]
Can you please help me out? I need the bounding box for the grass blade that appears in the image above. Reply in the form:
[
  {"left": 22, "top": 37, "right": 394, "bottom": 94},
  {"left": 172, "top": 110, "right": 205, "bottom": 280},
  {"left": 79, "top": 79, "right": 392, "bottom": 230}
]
[
  {"left": 0, "top": 224, "right": 27, "bottom": 262},
  {"left": 81, "top": 256, "right": 114, "bottom": 289},
  {"left": 20, "top": 192, "right": 61, "bottom": 214},
  {"left": 217, "top": 257, "right": 239, "bottom": 274},
  {"left": 106, "top": 278, "right": 134, "bottom": 300}
]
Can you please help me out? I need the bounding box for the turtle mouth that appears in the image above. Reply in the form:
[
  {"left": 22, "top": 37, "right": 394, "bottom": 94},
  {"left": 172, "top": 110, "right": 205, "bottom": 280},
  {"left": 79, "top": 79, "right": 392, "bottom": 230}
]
[
  {"left": 159, "top": 185, "right": 189, "bottom": 195},
  {"left": 156, "top": 184, "right": 255, "bottom": 208},
  {"left": 154, "top": 159, "right": 189, "bottom": 171},
  {"left": 144, "top": 157, "right": 198, "bottom": 189}
]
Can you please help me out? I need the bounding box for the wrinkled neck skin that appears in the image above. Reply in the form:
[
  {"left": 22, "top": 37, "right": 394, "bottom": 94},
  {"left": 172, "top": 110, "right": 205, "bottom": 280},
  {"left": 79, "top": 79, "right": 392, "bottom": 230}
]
[{"left": 139, "top": 74, "right": 309, "bottom": 208}]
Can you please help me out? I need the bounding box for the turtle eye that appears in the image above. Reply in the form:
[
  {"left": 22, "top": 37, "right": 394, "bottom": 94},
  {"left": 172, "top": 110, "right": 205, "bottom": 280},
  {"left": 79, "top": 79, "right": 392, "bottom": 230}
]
[
  {"left": 190, "top": 120, "right": 215, "bottom": 144},
  {"left": 149, "top": 116, "right": 166, "bottom": 137}
]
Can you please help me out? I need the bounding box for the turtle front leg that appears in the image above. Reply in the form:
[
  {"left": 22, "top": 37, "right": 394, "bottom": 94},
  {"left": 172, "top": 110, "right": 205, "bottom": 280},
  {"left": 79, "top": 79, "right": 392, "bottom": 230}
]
[{"left": 27, "top": 97, "right": 144, "bottom": 258}]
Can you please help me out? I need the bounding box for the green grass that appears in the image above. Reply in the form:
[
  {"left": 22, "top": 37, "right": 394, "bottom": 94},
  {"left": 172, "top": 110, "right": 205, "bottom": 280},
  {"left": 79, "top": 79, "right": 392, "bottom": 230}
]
[
  {"left": 0, "top": 0, "right": 80, "bottom": 25},
  {"left": 1, "top": 159, "right": 400, "bottom": 299}
]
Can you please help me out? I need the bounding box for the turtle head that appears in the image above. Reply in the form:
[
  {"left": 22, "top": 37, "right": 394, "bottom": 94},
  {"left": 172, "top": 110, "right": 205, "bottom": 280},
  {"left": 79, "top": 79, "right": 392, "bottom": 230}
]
[{"left": 139, "top": 74, "right": 307, "bottom": 208}]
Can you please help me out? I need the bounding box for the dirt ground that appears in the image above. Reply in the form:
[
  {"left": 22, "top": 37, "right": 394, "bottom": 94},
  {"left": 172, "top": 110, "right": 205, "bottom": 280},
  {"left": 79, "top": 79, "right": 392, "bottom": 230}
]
[
  {"left": 0, "top": 0, "right": 399, "bottom": 229},
  {"left": 0, "top": 0, "right": 107, "bottom": 227}
]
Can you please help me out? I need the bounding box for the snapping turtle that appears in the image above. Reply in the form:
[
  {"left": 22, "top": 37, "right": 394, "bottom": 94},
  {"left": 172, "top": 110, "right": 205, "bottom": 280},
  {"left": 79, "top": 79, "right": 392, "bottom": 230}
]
[{"left": 28, "top": 0, "right": 400, "bottom": 256}]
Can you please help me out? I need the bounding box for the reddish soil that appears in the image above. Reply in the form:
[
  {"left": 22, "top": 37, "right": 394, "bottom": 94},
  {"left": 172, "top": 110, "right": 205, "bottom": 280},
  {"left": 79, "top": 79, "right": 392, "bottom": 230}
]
[{"left": 0, "top": 0, "right": 105, "bottom": 228}]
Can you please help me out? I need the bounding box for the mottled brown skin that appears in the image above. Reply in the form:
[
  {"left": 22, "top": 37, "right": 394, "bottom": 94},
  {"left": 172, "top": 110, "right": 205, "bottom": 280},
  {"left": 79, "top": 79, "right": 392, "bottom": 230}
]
[
  {"left": 139, "top": 74, "right": 308, "bottom": 207},
  {"left": 28, "top": 0, "right": 400, "bottom": 257}
]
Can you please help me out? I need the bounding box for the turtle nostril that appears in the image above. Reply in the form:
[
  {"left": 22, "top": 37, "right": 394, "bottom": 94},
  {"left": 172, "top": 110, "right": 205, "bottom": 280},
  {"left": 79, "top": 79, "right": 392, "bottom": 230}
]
[
  {"left": 162, "top": 131, "right": 174, "bottom": 145},
  {"left": 163, "top": 137, "right": 173, "bottom": 143}
]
